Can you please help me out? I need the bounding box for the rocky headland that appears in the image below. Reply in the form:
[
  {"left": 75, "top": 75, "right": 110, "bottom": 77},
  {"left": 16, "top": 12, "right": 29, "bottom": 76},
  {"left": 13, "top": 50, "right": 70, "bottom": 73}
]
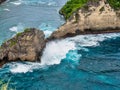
[
  {"left": 0, "top": 28, "right": 45, "bottom": 66},
  {"left": 49, "top": 0, "right": 120, "bottom": 39}
]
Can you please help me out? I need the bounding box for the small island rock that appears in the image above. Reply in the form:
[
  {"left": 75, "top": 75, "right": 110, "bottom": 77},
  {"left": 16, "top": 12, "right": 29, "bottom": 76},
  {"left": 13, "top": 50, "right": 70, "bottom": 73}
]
[{"left": 0, "top": 28, "right": 46, "bottom": 66}]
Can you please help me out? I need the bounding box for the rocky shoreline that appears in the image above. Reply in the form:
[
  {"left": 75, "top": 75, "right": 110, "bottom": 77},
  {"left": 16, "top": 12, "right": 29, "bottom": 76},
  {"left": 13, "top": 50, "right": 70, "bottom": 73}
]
[{"left": 0, "top": 0, "right": 120, "bottom": 67}]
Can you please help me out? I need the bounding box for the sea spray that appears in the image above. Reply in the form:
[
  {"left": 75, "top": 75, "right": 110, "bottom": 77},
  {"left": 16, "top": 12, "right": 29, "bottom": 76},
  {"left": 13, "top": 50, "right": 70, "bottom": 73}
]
[
  {"left": 41, "top": 39, "right": 76, "bottom": 65},
  {"left": 9, "top": 39, "right": 76, "bottom": 73}
]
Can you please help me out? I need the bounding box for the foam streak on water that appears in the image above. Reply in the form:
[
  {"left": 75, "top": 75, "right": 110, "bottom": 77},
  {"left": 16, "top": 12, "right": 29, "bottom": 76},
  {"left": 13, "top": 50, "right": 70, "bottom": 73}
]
[
  {"left": 10, "top": 0, "right": 57, "bottom": 6},
  {"left": 8, "top": 62, "right": 46, "bottom": 73}
]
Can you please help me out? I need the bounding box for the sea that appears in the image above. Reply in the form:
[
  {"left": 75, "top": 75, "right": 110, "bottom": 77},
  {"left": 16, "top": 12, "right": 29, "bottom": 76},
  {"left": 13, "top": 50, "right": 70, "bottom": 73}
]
[{"left": 0, "top": 0, "right": 120, "bottom": 90}]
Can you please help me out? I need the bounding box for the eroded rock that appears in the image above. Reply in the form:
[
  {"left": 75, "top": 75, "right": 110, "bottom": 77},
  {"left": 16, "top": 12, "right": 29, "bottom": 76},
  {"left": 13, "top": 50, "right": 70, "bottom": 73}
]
[{"left": 0, "top": 28, "right": 45, "bottom": 66}]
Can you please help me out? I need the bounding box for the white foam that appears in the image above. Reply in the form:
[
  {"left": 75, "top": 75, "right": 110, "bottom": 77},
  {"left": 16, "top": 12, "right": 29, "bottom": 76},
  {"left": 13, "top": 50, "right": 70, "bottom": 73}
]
[
  {"left": 43, "top": 30, "right": 52, "bottom": 37},
  {"left": 41, "top": 39, "right": 76, "bottom": 65},
  {"left": 9, "top": 23, "right": 25, "bottom": 33},
  {"left": 4, "top": 8, "right": 10, "bottom": 11},
  {"left": 9, "top": 26, "right": 18, "bottom": 33},
  {"left": 69, "top": 33, "right": 120, "bottom": 47},
  {"left": 47, "top": 1, "right": 56, "bottom": 6},
  {"left": 10, "top": 1, "right": 22, "bottom": 6},
  {"left": 9, "top": 62, "right": 45, "bottom": 73},
  {"left": 18, "top": 0, "right": 57, "bottom": 6}
]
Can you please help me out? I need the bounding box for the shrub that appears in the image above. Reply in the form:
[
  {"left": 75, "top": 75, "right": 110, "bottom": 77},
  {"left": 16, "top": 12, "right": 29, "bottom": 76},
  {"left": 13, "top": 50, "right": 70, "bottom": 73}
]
[
  {"left": 24, "top": 28, "right": 30, "bottom": 32},
  {"left": 60, "top": 0, "right": 88, "bottom": 20},
  {"left": 107, "top": 0, "right": 120, "bottom": 10}
]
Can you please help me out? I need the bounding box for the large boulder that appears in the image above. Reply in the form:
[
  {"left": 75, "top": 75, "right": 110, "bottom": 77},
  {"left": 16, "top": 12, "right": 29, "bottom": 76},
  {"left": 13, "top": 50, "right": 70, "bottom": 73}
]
[{"left": 0, "top": 28, "right": 46, "bottom": 66}]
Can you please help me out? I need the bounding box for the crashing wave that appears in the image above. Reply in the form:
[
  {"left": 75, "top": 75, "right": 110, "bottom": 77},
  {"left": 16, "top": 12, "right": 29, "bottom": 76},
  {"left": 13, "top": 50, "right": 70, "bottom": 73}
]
[{"left": 7, "top": 33, "right": 120, "bottom": 73}]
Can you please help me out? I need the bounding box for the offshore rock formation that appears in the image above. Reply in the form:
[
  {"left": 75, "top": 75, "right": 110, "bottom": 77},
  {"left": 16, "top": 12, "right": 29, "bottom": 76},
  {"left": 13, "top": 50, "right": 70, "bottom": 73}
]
[
  {"left": 0, "top": 28, "right": 45, "bottom": 66},
  {"left": 0, "top": 0, "right": 6, "bottom": 4},
  {"left": 49, "top": 0, "right": 120, "bottom": 39}
]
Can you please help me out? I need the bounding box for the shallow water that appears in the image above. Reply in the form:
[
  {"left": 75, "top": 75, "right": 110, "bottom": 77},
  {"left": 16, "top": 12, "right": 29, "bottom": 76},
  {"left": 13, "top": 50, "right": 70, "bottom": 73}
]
[{"left": 0, "top": 0, "right": 120, "bottom": 90}]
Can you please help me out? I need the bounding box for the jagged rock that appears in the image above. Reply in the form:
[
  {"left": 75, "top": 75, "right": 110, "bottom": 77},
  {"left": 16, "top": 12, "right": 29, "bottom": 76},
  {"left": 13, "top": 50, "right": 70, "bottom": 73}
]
[
  {"left": 0, "top": 0, "right": 6, "bottom": 4},
  {"left": 49, "top": 0, "right": 120, "bottom": 39},
  {"left": 0, "top": 28, "right": 46, "bottom": 66}
]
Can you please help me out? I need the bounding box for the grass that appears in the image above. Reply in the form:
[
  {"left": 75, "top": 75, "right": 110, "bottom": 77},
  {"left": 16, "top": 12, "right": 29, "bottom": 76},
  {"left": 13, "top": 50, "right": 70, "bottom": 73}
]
[
  {"left": 24, "top": 28, "right": 31, "bottom": 32},
  {"left": 9, "top": 39, "right": 17, "bottom": 47},
  {"left": 16, "top": 32, "right": 22, "bottom": 37},
  {"left": 107, "top": 0, "right": 120, "bottom": 10},
  {"left": 16, "top": 28, "right": 30, "bottom": 37}
]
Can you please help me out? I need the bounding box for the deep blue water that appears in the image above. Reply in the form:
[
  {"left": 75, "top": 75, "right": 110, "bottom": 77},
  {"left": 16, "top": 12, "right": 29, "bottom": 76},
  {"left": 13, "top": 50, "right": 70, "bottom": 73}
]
[{"left": 0, "top": 0, "right": 120, "bottom": 90}]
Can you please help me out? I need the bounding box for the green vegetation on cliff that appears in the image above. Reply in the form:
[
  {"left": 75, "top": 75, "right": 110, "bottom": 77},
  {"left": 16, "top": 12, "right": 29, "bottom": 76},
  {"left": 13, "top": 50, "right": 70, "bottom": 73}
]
[
  {"left": 107, "top": 0, "right": 120, "bottom": 10},
  {"left": 60, "top": 0, "right": 120, "bottom": 20},
  {"left": 60, "top": 0, "right": 88, "bottom": 20}
]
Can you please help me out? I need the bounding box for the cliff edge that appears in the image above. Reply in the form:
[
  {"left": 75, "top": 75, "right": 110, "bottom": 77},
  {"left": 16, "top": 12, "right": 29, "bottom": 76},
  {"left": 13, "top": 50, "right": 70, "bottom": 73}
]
[{"left": 49, "top": 0, "right": 120, "bottom": 39}]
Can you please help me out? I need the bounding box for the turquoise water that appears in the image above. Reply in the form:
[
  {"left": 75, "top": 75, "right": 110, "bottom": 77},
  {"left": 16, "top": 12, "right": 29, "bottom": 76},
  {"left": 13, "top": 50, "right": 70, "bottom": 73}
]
[
  {"left": 0, "top": 0, "right": 120, "bottom": 90},
  {"left": 0, "top": 0, "right": 66, "bottom": 43}
]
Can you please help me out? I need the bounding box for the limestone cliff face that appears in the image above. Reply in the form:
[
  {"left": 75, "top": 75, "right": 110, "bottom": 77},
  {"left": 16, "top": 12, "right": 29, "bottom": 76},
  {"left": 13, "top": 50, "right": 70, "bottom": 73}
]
[
  {"left": 49, "top": 0, "right": 120, "bottom": 39},
  {"left": 0, "top": 28, "right": 45, "bottom": 66}
]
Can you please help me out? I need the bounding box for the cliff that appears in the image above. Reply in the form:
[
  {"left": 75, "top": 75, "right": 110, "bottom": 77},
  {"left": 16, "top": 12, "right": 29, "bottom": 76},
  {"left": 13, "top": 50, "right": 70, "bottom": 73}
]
[{"left": 49, "top": 0, "right": 120, "bottom": 39}]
